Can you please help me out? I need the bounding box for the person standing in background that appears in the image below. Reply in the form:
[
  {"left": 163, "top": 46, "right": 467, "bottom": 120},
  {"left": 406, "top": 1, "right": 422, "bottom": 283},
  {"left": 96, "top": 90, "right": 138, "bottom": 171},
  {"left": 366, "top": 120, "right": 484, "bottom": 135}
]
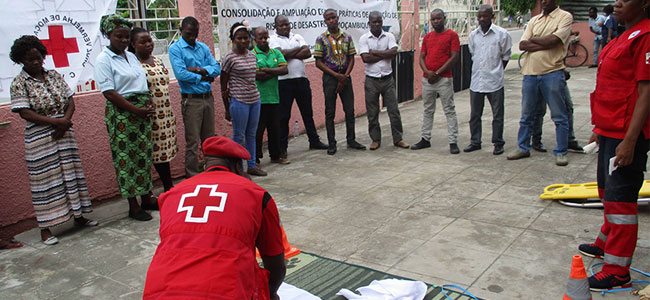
[
  {"left": 588, "top": 7, "right": 607, "bottom": 68},
  {"left": 168, "top": 16, "right": 221, "bottom": 178}
]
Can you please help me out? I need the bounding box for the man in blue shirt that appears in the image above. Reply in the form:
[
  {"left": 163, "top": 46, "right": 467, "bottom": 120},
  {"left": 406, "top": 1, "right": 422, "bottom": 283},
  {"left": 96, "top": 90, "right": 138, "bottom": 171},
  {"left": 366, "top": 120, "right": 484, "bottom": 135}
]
[
  {"left": 602, "top": 4, "right": 617, "bottom": 46},
  {"left": 169, "top": 16, "right": 221, "bottom": 178},
  {"left": 588, "top": 7, "right": 606, "bottom": 68}
]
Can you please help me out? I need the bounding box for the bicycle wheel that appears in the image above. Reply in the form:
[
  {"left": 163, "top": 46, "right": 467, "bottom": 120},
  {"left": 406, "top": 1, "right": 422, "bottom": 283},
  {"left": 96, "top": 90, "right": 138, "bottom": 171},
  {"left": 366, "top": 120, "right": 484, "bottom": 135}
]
[
  {"left": 564, "top": 43, "right": 588, "bottom": 67},
  {"left": 518, "top": 51, "right": 527, "bottom": 69}
]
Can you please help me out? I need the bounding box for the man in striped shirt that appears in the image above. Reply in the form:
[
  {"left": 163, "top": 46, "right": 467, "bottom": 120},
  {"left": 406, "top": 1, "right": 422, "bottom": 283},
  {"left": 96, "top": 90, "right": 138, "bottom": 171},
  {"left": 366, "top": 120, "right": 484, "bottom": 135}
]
[{"left": 314, "top": 8, "right": 366, "bottom": 155}]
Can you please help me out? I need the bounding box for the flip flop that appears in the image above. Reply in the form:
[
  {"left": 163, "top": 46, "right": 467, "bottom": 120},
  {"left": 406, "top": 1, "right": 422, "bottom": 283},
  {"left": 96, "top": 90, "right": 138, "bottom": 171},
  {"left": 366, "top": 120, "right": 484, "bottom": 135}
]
[
  {"left": 74, "top": 219, "right": 99, "bottom": 227},
  {"left": 42, "top": 236, "right": 59, "bottom": 246}
]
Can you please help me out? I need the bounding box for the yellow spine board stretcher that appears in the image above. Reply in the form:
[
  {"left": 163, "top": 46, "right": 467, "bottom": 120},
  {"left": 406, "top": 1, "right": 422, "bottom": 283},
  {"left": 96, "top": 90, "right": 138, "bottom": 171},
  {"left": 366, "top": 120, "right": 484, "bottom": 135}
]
[{"left": 540, "top": 181, "right": 650, "bottom": 208}]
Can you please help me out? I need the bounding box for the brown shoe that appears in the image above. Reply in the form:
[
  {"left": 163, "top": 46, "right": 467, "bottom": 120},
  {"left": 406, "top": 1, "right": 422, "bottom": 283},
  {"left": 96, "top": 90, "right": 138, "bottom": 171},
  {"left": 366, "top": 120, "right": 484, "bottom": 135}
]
[
  {"left": 369, "top": 141, "right": 381, "bottom": 150},
  {"left": 394, "top": 140, "right": 409, "bottom": 149},
  {"left": 247, "top": 167, "right": 267, "bottom": 176},
  {"left": 270, "top": 158, "right": 291, "bottom": 164}
]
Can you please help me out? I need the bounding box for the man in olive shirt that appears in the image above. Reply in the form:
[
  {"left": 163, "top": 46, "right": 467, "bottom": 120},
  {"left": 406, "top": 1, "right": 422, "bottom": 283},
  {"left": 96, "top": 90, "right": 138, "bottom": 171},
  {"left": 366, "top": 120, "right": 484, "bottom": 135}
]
[{"left": 507, "top": 0, "right": 571, "bottom": 166}]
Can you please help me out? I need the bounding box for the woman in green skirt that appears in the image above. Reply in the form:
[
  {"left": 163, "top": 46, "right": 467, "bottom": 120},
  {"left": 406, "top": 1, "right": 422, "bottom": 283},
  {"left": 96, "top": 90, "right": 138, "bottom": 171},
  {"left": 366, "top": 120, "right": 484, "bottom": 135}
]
[{"left": 94, "top": 14, "right": 157, "bottom": 221}]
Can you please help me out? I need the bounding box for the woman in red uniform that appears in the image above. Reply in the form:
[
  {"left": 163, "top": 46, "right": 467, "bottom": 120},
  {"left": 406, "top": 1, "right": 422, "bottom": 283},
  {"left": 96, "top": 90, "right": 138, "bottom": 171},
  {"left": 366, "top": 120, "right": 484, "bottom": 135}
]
[{"left": 578, "top": 0, "right": 650, "bottom": 291}]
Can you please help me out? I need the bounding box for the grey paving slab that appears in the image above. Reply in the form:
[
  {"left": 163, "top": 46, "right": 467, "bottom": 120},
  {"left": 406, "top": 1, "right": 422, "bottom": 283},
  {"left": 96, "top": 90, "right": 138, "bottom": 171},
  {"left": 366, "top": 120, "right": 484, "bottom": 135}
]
[{"left": 3, "top": 66, "right": 648, "bottom": 300}]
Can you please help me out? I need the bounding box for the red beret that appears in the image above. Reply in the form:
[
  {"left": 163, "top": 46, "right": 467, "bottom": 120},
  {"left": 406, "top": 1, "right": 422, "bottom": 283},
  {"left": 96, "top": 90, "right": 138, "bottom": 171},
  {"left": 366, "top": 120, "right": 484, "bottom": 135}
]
[{"left": 202, "top": 136, "right": 250, "bottom": 160}]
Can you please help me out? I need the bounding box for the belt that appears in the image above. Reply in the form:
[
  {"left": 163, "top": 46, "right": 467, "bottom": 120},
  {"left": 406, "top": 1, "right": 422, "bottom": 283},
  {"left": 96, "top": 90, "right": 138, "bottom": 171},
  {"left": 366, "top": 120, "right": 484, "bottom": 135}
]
[
  {"left": 367, "top": 74, "right": 393, "bottom": 80},
  {"left": 181, "top": 92, "right": 212, "bottom": 98}
]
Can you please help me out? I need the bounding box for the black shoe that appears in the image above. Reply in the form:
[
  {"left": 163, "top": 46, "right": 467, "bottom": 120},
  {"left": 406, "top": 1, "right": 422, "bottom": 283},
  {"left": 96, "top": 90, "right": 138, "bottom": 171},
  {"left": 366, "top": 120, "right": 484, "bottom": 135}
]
[
  {"left": 309, "top": 140, "right": 329, "bottom": 150},
  {"left": 347, "top": 141, "right": 366, "bottom": 150},
  {"left": 588, "top": 64, "right": 598, "bottom": 68},
  {"left": 327, "top": 144, "right": 337, "bottom": 155},
  {"left": 493, "top": 145, "right": 504, "bottom": 155},
  {"left": 568, "top": 141, "right": 584, "bottom": 153},
  {"left": 129, "top": 209, "right": 152, "bottom": 221},
  {"left": 532, "top": 142, "right": 547, "bottom": 152},
  {"left": 578, "top": 243, "right": 604, "bottom": 259},
  {"left": 141, "top": 201, "right": 159, "bottom": 211},
  {"left": 463, "top": 144, "right": 481, "bottom": 152},
  {"left": 588, "top": 271, "right": 631, "bottom": 291},
  {"left": 410, "top": 139, "right": 431, "bottom": 150},
  {"left": 450, "top": 143, "right": 460, "bottom": 154}
]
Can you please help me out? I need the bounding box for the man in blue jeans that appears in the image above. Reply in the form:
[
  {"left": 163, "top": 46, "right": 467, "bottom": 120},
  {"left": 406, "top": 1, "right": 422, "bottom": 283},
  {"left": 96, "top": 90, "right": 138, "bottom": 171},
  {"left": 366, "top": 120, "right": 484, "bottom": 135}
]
[
  {"left": 507, "top": 0, "right": 571, "bottom": 166},
  {"left": 588, "top": 7, "right": 606, "bottom": 68}
]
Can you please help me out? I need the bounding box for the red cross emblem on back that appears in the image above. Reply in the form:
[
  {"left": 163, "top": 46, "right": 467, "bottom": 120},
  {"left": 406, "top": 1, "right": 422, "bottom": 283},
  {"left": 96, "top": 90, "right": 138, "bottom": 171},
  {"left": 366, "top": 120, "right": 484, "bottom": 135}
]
[
  {"left": 40, "top": 25, "right": 79, "bottom": 68},
  {"left": 177, "top": 185, "right": 228, "bottom": 223}
]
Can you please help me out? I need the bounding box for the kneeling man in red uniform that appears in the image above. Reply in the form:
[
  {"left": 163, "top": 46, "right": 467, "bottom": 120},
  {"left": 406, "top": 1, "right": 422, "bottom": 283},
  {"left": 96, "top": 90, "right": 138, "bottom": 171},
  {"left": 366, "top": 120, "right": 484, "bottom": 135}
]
[{"left": 143, "top": 136, "right": 286, "bottom": 299}]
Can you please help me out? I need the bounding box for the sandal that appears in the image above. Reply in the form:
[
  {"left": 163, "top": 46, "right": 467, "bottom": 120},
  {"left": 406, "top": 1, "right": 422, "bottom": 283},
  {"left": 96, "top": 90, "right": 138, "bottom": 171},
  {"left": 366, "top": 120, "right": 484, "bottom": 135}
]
[
  {"left": 0, "top": 238, "right": 24, "bottom": 250},
  {"left": 42, "top": 236, "right": 59, "bottom": 246},
  {"left": 74, "top": 218, "right": 99, "bottom": 227},
  {"left": 129, "top": 209, "right": 152, "bottom": 221}
]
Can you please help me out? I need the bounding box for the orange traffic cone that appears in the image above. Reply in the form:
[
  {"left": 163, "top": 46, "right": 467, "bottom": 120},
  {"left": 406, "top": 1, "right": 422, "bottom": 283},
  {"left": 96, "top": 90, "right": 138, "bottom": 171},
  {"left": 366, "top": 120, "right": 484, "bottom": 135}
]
[
  {"left": 563, "top": 255, "right": 592, "bottom": 300},
  {"left": 256, "top": 225, "right": 300, "bottom": 259}
]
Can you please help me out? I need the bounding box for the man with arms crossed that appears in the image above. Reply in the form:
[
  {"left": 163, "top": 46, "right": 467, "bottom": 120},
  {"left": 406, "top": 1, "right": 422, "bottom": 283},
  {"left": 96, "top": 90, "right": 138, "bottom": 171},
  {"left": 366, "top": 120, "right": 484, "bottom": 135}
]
[
  {"left": 358, "top": 11, "right": 409, "bottom": 150},
  {"left": 169, "top": 17, "right": 221, "bottom": 178}
]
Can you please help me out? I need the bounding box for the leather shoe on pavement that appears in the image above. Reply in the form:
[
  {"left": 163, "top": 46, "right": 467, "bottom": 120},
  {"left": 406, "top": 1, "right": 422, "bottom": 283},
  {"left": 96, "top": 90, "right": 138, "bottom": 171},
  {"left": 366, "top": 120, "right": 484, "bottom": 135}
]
[
  {"left": 247, "top": 167, "right": 267, "bottom": 176},
  {"left": 369, "top": 141, "right": 380, "bottom": 150},
  {"left": 410, "top": 138, "right": 431, "bottom": 150},
  {"left": 327, "top": 144, "right": 337, "bottom": 155},
  {"left": 532, "top": 142, "right": 547, "bottom": 152},
  {"left": 450, "top": 143, "right": 460, "bottom": 154},
  {"left": 568, "top": 141, "right": 584, "bottom": 153},
  {"left": 270, "top": 158, "right": 290, "bottom": 164},
  {"left": 394, "top": 140, "right": 409, "bottom": 149},
  {"left": 493, "top": 144, "right": 504, "bottom": 155},
  {"left": 507, "top": 150, "right": 531, "bottom": 160},
  {"left": 309, "top": 140, "right": 329, "bottom": 150},
  {"left": 347, "top": 141, "right": 366, "bottom": 150},
  {"left": 463, "top": 144, "right": 481, "bottom": 152}
]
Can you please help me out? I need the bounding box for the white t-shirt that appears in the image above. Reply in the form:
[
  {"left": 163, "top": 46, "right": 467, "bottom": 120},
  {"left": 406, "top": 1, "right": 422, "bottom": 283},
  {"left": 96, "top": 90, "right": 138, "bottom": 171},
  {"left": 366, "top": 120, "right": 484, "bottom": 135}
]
[
  {"left": 357, "top": 31, "right": 398, "bottom": 78},
  {"left": 269, "top": 32, "right": 307, "bottom": 80}
]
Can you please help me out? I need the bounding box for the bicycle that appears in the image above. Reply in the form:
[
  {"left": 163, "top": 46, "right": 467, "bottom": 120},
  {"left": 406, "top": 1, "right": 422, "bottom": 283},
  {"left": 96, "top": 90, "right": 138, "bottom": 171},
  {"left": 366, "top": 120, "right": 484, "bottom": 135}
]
[{"left": 518, "top": 37, "right": 589, "bottom": 68}]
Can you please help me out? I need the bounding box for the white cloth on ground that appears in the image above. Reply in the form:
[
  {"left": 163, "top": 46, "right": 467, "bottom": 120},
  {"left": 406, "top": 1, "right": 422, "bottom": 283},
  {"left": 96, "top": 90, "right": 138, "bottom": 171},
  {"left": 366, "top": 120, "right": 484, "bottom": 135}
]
[
  {"left": 336, "top": 279, "right": 427, "bottom": 300},
  {"left": 278, "top": 282, "right": 322, "bottom": 300}
]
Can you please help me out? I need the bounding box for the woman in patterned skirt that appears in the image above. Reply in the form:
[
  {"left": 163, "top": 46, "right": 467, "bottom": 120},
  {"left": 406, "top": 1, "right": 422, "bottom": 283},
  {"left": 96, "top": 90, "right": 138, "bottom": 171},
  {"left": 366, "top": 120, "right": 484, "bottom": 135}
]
[
  {"left": 129, "top": 27, "right": 178, "bottom": 192},
  {"left": 10, "top": 35, "right": 97, "bottom": 245},
  {"left": 94, "top": 15, "right": 157, "bottom": 221}
]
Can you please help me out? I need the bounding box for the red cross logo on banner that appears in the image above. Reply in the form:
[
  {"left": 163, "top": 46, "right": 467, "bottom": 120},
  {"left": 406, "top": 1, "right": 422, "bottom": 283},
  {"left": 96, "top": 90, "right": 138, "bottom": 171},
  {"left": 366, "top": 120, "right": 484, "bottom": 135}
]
[
  {"left": 40, "top": 25, "right": 79, "bottom": 68},
  {"left": 177, "top": 185, "right": 228, "bottom": 223}
]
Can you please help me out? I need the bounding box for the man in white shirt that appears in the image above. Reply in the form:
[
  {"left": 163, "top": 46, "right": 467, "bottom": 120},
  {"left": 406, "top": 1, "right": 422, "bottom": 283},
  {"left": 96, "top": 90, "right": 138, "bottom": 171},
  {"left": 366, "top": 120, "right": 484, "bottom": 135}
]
[
  {"left": 357, "top": 11, "right": 409, "bottom": 150},
  {"left": 269, "top": 15, "right": 328, "bottom": 161},
  {"left": 464, "top": 5, "right": 511, "bottom": 155},
  {"left": 588, "top": 7, "right": 606, "bottom": 68}
]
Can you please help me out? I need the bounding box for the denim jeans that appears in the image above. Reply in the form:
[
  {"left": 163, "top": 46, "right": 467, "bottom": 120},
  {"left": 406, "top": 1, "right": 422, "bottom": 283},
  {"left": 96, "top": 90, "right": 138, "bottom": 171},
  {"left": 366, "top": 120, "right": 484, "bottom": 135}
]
[
  {"left": 518, "top": 70, "right": 569, "bottom": 155},
  {"left": 593, "top": 36, "right": 603, "bottom": 65},
  {"left": 532, "top": 82, "right": 577, "bottom": 144},
  {"left": 230, "top": 98, "right": 260, "bottom": 169}
]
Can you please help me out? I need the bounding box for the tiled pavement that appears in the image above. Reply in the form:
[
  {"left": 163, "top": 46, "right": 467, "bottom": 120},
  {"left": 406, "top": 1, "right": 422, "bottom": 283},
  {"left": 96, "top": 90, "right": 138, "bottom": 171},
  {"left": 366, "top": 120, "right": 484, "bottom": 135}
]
[{"left": 2, "top": 66, "right": 649, "bottom": 299}]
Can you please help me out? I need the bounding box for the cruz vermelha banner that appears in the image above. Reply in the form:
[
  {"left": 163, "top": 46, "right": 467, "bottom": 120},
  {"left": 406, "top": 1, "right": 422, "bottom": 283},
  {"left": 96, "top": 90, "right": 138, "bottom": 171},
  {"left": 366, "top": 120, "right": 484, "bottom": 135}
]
[{"left": 0, "top": 0, "right": 117, "bottom": 104}]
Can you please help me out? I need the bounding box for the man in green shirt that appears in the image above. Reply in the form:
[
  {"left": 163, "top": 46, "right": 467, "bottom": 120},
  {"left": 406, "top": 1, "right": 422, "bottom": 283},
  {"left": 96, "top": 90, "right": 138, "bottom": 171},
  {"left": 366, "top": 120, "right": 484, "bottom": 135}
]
[{"left": 253, "top": 27, "right": 289, "bottom": 165}]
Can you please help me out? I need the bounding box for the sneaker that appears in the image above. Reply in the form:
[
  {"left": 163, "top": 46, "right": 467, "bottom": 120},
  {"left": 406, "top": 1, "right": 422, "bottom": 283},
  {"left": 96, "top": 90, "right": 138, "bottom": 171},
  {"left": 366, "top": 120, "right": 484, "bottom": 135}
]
[
  {"left": 507, "top": 150, "right": 530, "bottom": 160},
  {"left": 247, "top": 167, "right": 267, "bottom": 176},
  {"left": 410, "top": 139, "right": 431, "bottom": 150},
  {"left": 270, "top": 158, "right": 291, "bottom": 164},
  {"left": 578, "top": 243, "right": 604, "bottom": 259},
  {"left": 532, "top": 142, "right": 547, "bottom": 152},
  {"left": 568, "top": 141, "right": 584, "bottom": 153},
  {"left": 556, "top": 154, "right": 568, "bottom": 166},
  {"left": 588, "top": 271, "right": 631, "bottom": 291},
  {"left": 450, "top": 143, "right": 460, "bottom": 154}
]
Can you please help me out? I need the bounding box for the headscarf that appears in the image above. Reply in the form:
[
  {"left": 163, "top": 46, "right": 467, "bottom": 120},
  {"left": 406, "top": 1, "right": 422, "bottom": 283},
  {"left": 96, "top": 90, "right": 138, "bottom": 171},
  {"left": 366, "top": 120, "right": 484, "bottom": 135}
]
[{"left": 100, "top": 14, "right": 133, "bottom": 36}]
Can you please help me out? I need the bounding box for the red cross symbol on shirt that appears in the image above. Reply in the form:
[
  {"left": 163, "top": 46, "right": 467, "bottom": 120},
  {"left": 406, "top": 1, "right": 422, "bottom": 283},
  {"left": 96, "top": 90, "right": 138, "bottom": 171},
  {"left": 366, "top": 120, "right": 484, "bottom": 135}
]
[
  {"left": 177, "top": 185, "right": 228, "bottom": 223},
  {"left": 40, "top": 25, "right": 79, "bottom": 68}
]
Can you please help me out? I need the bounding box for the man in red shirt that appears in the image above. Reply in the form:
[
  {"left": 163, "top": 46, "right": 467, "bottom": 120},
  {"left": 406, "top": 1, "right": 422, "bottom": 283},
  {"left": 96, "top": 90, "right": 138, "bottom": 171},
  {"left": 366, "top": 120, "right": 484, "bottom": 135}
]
[
  {"left": 143, "top": 136, "right": 286, "bottom": 300},
  {"left": 411, "top": 9, "right": 461, "bottom": 154}
]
